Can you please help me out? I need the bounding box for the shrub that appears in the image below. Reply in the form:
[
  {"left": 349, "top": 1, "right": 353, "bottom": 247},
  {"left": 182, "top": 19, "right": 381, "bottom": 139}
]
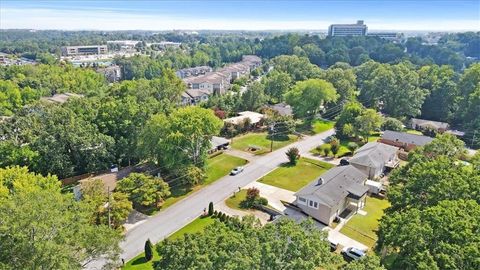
[
  {"left": 208, "top": 202, "right": 214, "bottom": 216},
  {"left": 144, "top": 239, "right": 153, "bottom": 261},
  {"left": 285, "top": 147, "right": 300, "bottom": 165},
  {"left": 382, "top": 117, "right": 404, "bottom": 131},
  {"left": 330, "top": 138, "right": 340, "bottom": 157},
  {"left": 347, "top": 142, "right": 359, "bottom": 155},
  {"left": 256, "top": 197, "right": 268, "bottom": 206},
  {"left": 246, "top": 187, "right": 260, "bottom": 200},
  {"left": 321, "top": 145, "right": 331, "bottom": 156},
  {"left": 213, "top": 210, "right": 218, "bottom": 217}
]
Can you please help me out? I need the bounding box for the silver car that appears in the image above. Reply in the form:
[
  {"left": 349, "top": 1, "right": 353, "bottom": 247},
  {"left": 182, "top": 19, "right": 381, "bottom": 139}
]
[
  {"left": 230, "top": 166, "right": 244, "bottom": 175},
  {"left": 342, "top": 247, "right": 366, "bottom": 260}
]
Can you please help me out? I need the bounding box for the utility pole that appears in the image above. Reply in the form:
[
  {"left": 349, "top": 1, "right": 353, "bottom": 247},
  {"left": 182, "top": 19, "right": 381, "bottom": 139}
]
[
  {"left": 107, "top": 186, "right": 111, "bottom": 229},
  {"left": 270, "top": 122, "right": 276, "bottom": 152}
]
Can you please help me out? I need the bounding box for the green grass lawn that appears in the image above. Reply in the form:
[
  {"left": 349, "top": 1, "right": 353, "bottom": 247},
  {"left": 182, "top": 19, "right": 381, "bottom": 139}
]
[
  {"left": 310, "top": 133, "right": 381, "bottom": 158},
  {"left": 160, "top": 153, "right": 247, "bottom": 210},
  {"left": 311, "top": 119, "right": 335, "bottom": 134},
  {"left": 123, "top": 216, "right": 215, "bottom": 270},
  {"left": 296, "top": 119, "right": 335, "bottom": 135},
  {"left": 258, "top": 158, "right": 334, "bottom": 192},
  {"left": 405, "top": 129, "right": 423, "bottom": 135},
  {"left": 231, "top": 132, "right": 298, "bottom": 155},
  {"left": 339, "top": 196, "right": 391, "bottom": 249},
  {"left": 225, "top": 189, "right": 248, "bottom": 210}
]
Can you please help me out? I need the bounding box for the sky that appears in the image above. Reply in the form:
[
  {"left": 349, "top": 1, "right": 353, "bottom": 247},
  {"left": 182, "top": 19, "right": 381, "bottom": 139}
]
[{"left": 1, "top": 0, "right": 479, "bottom": 31}]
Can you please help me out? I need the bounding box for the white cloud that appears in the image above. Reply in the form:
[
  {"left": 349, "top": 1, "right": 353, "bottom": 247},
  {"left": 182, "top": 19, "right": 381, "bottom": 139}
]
[{"left": 1, "top": 7, "right": 478, "bottom": 31}]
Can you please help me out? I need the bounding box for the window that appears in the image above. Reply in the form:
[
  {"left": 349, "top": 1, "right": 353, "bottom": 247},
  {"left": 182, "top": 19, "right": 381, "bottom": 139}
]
[
  {"left": 298, "top": 197, "right": 307, "bottom": 205},
  {"left": 308, "top": 200, "right": 319, "bottom": 209}
]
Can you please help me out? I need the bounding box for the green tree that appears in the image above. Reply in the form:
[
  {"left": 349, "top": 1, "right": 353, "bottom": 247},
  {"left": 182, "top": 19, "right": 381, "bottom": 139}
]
[
  {"left": 208, "top": 201, "right": 214, "bottom": 216},
  {"left": 145, "top": 239, "right": 154, "bottom": 261},
  {"left": 382, "top": 117, "right": 404, "bottom": 131},
  {"left": 116, "top": 173, "right": 171, "bottom": 208},
  {"left": 343, "top": 255, "right": 385, "bottom": 270},
  {"left": 270, "top": 55, "right": 322, "bottom": 81},
  {"left": 285, "top": 147, "right": 300, "bottom": 165},
  {"left": 419, "top": 65, "right": 459, "bottom": 122},
  {"left": 354, "top": 109, "right": 383, "bottom": 142},
  {"left": 302, "top": 43, "right": 325, "bottom": 66},
  {"left": 330, "top": 137, "right": 340, "bottom": 157},
  {"left": 422, "top": 133, "right": 466, "bottom": 159},
  {"left": 104, "top": 192, "right": 133, "bottom": 229},
  {"left": 140, "top": 107, "right": 223, "bottom": 169},
  {"left": 322, "top": 65, "right": 357, "bottom": 101},
  {"left": 179, "top": 165, "right": 206, "bottom": 188},
  {"left": 347, "top": 142, "right": 359, "bottom": 155},
  {"left": 263, "top": 70, "right": 292, "bottom": 102},
  {"left": 378, "top": 200, "right": 479, "bottom": 270},
  {"left": 154, "top": 218, "right": 341, "bottom": 270},
  {"left": 334, "top": 101, "right": 364, "bottom": 138},
  {"left": 0, "top": 168, "right": 121, "bottom": 269},
  {"left": 285, "top": 79, "right": 338, "bottom": 119},
  {"left": 240, "top": 81, "right": 267, "bottom": 111}
]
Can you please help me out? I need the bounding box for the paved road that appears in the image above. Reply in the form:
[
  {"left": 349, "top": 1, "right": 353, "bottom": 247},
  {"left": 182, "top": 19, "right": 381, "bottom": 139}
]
[{"left": 87, "top": 129, "right": 334, "bottom": 269}]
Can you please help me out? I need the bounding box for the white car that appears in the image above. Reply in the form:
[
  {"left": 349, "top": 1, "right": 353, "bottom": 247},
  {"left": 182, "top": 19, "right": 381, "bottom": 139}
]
[
  {"left": 230, "top": 166, "right": 244, "bottom": 175},
  {"left": 342, "top": 247, "right": 366, "bottom": 260}
]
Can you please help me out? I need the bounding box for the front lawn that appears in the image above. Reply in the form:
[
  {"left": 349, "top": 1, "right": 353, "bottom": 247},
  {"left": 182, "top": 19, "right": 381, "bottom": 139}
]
[
  {"left": 339, "top": 196, "right": 391, "bottom": 249},
  {"left": 225, "top": 189, "right": 248, "bottom": 210},
  {"left": 312, "top": 119, "right": 335, "bottom": 134},
  {"left": 231, "top": 132, "right": 298, "bottom": 155},
  {"left": 310, "top": 133, "right": 382, "bottom": 158},
  {"left": 123, "top": 216, "right": 215, "bottom": 270},
  {"left": 258, "top": 158, "right": 334, "bottom": 192},
  {"left": 296, "top": 119, "right": 335, "bottom": 135},
  {"left": 160, "top": 153, "right": 247, "bottom": 210}
]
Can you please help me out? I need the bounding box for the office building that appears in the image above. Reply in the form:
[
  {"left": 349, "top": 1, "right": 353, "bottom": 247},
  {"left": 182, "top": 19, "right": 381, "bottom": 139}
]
[
  {"left": 62, "top": 45, "right": 108, "bottom": 56},
  {"left": 328, "top": 20, "right": 368, "bottom": 37}
]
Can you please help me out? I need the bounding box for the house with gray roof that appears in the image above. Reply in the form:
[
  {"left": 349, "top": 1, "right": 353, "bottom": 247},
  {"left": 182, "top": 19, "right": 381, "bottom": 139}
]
[
  {"left": 294, "top": 165, "right": 369, "bottom": 225},
  {"left": 410, "top": 118, "right": 449, "bottom": 132},
  {"left": 379, "top": 130, "right": 433, "bottom": 151},
  {"left": 349, "top": 142, "right": 399, "bottom": 179}
]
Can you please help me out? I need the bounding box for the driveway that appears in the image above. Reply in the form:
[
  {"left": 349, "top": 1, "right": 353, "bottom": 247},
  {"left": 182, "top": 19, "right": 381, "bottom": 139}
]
[
  {"left": 86, "top": 129, "right": 335, "bottom": 269},
  {"left": 244, "top": 181, "right": 295, "bottom": 212}
]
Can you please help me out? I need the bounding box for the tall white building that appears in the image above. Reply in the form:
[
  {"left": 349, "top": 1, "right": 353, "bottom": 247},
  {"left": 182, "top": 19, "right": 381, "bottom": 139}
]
[{"left": 328, "top": 20, "right": 368, "bottom": 37}]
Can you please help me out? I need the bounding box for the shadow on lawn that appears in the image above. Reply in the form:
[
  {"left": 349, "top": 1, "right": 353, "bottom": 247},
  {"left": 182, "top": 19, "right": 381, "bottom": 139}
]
[{"left": 131, "top": 257, "right": 148, "bottom": 265}]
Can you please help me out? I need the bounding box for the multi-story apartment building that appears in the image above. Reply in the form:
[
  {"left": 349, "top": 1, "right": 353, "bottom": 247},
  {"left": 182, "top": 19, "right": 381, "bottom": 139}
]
[
  {"left": 180, "top": 55, "right": 262, "bottom": 105},
  {"left": 61, "top": 45, "right": 108, "bottom": 56},
  {"left": 328, "top": 20, "right": 368, "bottom": 37},
  {"left": 176, "top": 66, "right": 213, "bottom": 79}
]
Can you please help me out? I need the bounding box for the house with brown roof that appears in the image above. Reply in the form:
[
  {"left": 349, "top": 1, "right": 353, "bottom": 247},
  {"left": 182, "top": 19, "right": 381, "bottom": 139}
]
[{"left": 379, "top": 130, "right": 433, "bottom": 151}]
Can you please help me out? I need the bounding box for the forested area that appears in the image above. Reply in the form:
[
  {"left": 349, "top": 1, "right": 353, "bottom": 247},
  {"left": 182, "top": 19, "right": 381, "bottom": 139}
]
[{"left": 0, "top": 30, "right": 479, "bottom": 269}]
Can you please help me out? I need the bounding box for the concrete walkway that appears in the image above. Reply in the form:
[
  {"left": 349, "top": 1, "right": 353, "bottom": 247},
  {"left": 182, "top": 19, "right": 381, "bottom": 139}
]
[{"left": 244, "top": 181, "right": 295, "bottom": 212}]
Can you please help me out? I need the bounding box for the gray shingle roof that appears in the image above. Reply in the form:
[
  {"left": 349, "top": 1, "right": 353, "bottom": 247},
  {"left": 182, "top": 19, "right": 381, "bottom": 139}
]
[
  {"left": 382, "top": 130, "right": 433, "bottom": 146},
  {"left": 411, "top": 118, "right": 449, "bottom": 130},
  {"left": 349, "top": 142, "right": 398, "bottom": 168},
  {"left": 295, "top": 165, "right": 368, "bottom": 207}
]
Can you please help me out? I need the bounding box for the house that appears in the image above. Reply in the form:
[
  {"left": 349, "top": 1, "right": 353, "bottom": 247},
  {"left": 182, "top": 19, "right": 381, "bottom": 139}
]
[
  {"left": 294, "top": 165, "right": 369, "bottom": 225},
  {"left": 40, "top": 93, "right": 84, "bottom": 104},
  {"left": 268, "top": 103, "right": 293, "bottom": 117},
  {"left": 379, "top": 130, "right": 433, "bottom": 151},
  {"left": 224, "top": 111, "right": 265, "bottom": 126},
  {"left": 410, "top": 118, "right": 449, "bottom": 133},
  {"left": 209, "top": 136, "right": 230, "bottom": 153},
  {"left": 348, "top": 142, "right": 399, "bottom": 179}
]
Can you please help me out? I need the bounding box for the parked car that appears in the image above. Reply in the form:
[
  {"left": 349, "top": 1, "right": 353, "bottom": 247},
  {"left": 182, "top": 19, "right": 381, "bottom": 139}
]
[
  {"left": 342, "top": 247, "right": 366, "bottom": 260},
  {"left": 230, "top": 166, "right": 244, "bottom": 175},
  {"left": 329, "top": 241, "right": 338, "bottom": 251},
  {"left": 339, "top": 158, "right": 350, "bottom": 166}
]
